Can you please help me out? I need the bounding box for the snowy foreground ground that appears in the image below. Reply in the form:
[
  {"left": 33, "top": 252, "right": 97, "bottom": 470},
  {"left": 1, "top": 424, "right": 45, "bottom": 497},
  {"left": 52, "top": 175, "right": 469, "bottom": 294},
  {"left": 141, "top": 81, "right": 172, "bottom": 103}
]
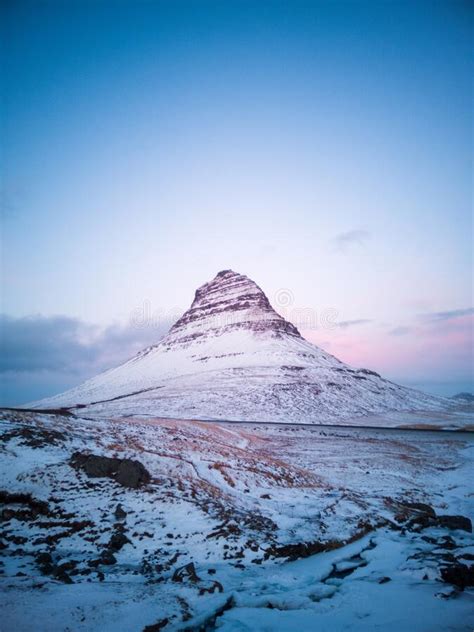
[{"left": 1, "top": 410, "right": 473, "bottom": 631}]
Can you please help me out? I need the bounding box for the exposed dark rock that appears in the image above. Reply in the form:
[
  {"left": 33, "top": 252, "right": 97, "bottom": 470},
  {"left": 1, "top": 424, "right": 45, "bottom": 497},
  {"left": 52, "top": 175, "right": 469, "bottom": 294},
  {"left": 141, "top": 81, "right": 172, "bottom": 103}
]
[
  {"left": 99, "top": 550, "right": 117, "bottom": 565},
  {"left": 70, "top": 453, "right": 150, "bottom": 489},
  {"left": 199, "top": 580, "right": 224, "bottom": 595},
  {"left": 0, "top": 491, "right": 50, "bottom": 520},
  {"left": 391, "top": 500, "right": 472, "bottom": 534},
  {"left": 35, "top": 552, "right": 74, "bottom": 583},
  {"left": 0, "top": 426, "right": 66, "bottom": 448},
  {"left": 70, "top": 453, "right": 119, "bottom": 478},
  {"left": 379, "top": 576, "right": 391, "bottom": 584},
  {"left": 87, "top": 559, "right": 100, "bottom": 568},
  {"left": 4, "top": 534, "right": 28, "bottom": 545},
  {"left": 422, "top": 534, "right": 457, "bottom": 549},
  {"left": 172, "top": 562, "right": 200, "bottom": 583},
  {"left": 392, "top": 501, "right": 436, "bottom": 525},
  {"left": 115, "top": 460, "right": 150, "bottom": 489},
  {"left": 407, "top": 513, "right": 472, "bottom": 533},
  {"left": 264, "top": 523, "right": 375, "bottom": 561},
  {"left": 1, "top": 508, "right": 15, "bottom": 521},
  {"left": 36, "top": 551, "right": 54, "bottom": 575},
  {"left": 451, "top": 392, "right": 474, "bottom": 402},
  {"left": 36, "top": 552, "right": 53, "bottom": 565},
  {"left": 357, "top": 368, "right": 381, "bottom": 378},
  {"left": 1, "top": 407, "right": 73, "bottom": 417},
  {"left": 114, "top": 504, "right": 127, "bottom": 520},
  {"left": 143, "top": 618, "right": 169, "bottom": 632},
  {"left": 53, "top": 567, "right": 74, "bottom": 584},
  {"left": 56, "top": 560, "right": 78, "bottom": 573},
  {"left": 108, "top": 531, "right": 131, "bottom": 552},
  {"left": 264, "top": 539, "right": 339, "bottom": 561},
  {"left": 436, "top": 515, "right": 472, "bottom": 533},
  {"left": 401, "top": 502, "right": 436, "bottom": 518},
  {"left": 438, "top": 535, "right": 457, "bottom": 550},
  {"left": 440, "top": 563, "right": 474, "bottom": 589}
]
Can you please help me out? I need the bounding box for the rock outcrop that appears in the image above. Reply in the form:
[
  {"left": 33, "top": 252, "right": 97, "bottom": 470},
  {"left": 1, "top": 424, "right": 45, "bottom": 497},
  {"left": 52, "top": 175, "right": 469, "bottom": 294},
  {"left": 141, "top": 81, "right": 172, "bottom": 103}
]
[{"left": 70, "top": 453, "right": 150, "bottom": 488}]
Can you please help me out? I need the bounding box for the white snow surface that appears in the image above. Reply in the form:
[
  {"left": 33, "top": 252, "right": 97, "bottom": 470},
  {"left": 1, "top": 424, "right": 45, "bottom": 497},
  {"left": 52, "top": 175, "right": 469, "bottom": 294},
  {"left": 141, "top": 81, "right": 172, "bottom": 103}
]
[
  {"left": 27, "top": 270, "right": 463, "bottom": 426},
  {"left": 1, "top": 410, "right": 473, "bottom": 631}
]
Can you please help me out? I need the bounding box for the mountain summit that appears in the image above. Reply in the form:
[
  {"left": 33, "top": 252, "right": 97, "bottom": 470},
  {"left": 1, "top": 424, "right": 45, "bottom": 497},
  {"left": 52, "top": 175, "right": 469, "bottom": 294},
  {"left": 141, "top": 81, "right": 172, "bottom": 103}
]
[
  {"left": 161, "top": 269, "right": 301, "bottom": 347},
  {"left": 30, "top": 270, "right": 443, "bottom": 422}
]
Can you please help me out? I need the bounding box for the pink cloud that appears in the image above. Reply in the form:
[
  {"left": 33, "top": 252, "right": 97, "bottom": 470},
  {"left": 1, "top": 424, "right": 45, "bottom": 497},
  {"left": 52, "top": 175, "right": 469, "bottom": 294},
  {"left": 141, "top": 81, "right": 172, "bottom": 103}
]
[{"left": 302, "top": 314, "right": 473, "bottom": 380}]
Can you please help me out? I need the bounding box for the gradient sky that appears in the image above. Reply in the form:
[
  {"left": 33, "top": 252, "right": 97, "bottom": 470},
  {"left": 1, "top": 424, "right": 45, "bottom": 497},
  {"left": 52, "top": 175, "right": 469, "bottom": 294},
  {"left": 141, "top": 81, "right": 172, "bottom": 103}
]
[{"left": 1, "top": 0, "right": 473, "bottom": 404}]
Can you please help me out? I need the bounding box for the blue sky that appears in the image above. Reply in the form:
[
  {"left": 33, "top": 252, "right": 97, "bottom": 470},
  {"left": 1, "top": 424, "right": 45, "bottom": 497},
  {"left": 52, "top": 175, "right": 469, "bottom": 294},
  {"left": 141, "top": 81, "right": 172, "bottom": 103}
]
[{"left": 1, "top": 0, "right": 472, "bottom": 404}]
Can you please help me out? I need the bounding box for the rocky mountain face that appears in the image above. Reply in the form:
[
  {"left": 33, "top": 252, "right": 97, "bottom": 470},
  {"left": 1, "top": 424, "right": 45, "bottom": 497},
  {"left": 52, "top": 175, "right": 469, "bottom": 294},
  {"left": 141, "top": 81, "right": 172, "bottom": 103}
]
[
  {"left": 29, "top": 270, "right": 445, "bottom": 423},
  {"left": 164, "top": 269, "right": 302, "bottom": 346}
]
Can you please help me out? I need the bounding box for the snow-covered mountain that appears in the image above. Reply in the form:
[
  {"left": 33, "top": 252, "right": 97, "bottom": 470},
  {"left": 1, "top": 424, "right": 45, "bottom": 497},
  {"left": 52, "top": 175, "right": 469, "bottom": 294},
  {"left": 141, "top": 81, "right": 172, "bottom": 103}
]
[{"left": 29, "top": 269, "right": 445, "bottom": 422}]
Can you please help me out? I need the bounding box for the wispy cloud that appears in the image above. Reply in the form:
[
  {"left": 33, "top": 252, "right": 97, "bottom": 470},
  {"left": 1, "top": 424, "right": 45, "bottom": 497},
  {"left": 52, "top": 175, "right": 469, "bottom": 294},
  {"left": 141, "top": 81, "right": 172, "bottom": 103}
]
[
  {"left": 418, "top": 307, "right": 474, "bottom": 322},
  {"left": 389, "top": 326, "right": 412, "bottom": 336},
  {"left": 388, "top": 309, "right": 474, "bottom": 336},
  {"left": 332, "top": 229, "right": 370, "bottom": 252},
  {"left": 337, "top": 318, "right": 372, "bottom": 329}
]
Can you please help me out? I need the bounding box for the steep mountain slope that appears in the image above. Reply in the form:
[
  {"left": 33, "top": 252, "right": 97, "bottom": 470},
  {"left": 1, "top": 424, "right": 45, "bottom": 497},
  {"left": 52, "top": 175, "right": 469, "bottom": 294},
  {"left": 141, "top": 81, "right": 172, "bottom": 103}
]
[{"left": 29, "top": 270, "right": 445, "bottom": 422}]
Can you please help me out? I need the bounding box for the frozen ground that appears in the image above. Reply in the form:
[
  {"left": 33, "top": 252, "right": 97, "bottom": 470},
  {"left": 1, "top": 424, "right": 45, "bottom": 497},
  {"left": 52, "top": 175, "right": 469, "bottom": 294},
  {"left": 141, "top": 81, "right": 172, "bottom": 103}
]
[{"left": 1, "top": 410, "right": 473, "bottom": 631}]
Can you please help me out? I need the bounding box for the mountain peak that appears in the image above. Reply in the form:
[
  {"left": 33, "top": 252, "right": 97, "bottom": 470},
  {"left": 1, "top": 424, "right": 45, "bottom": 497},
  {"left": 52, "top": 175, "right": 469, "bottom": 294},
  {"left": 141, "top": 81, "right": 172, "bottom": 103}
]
[
  {"left": 165, "top": 269, "right": 301, "bottom": 346},
  {"left": 29, "top": 270, "right": 445, "bottom": 424},
  {"left": 215, "top": 268, "right": 236, "bottom": 277}
]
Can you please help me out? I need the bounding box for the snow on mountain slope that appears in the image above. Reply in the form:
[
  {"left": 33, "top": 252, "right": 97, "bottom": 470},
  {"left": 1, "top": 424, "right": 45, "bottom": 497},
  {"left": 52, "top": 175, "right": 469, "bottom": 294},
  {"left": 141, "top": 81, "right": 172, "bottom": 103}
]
[{"left": 29, "top": 270, "right": 446, "bottom": 422}]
